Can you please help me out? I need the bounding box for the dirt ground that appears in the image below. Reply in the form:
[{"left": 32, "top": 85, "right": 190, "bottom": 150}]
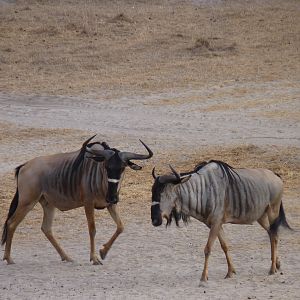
[{"left": 0, "top": 0, "right": 300, "bottom": 299}]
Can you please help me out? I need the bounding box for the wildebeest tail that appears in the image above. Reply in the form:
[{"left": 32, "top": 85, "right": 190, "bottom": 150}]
[
  {"left": 269, "top": 202, "right": 292, "bottom": 235},
  {"left": 1, "top": 164, "right": 23, "bottom": 246},
  {"left": 1, "top": 189, "right": 19, "bottom": 246},
  {"left": 15, "top": 163, "right": 25, "bottom": 178}
]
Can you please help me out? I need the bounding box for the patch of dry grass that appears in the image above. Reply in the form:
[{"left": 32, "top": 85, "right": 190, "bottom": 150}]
[
  {"left": 201, "top": 95, "right": 297, "bottom": 113},
  {"left": 0, "top": 0, "right": 299, "bottom": 95},
  {"left": 255, "top": 110, "right": 300, "bottom": 121},
  {"left": 0, "top": 121, "right": 86, "bottom": 144}
]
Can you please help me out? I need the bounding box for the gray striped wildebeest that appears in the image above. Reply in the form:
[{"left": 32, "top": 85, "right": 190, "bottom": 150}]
[
  {"left": 151, "top": 160, "right": 291, "bottom": 282},
  {"left": 2, "top": 135, "right": 153, "bottom": 265}
]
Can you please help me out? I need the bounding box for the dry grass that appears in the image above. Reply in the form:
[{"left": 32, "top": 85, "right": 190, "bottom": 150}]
[
  {"left": 0, "top": 121, "right": 85, "bottom": 144},
  {"left": 201, "top": 93, "right": 298, "bottom": 113},
  {"left": 255, "top": 110, "right": 300, "bottom": 121},
  {"left": 0, "top": 0, "right": 299, "bottom": 95}
]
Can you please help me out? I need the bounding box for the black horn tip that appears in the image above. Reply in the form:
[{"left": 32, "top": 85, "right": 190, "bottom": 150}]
[
  {"left": 152, "top": 167, "right": 157, "bottom": 179},
  {"left": 169, "top": 165, "right": 181, "bottom": 182},
  {"left": 139, "top": 139, "right": 153, "bottom": 158},
  {"left": 83, "top": 134, "right": 97, "bottom": 147}
]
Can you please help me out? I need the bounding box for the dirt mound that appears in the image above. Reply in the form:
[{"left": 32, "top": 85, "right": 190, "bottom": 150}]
[
  {"left": 188, "top": 37, "right": 237, "bottom": 56},
  {"left": 108, "top": 13, "right": 134, "bottom": 24}
]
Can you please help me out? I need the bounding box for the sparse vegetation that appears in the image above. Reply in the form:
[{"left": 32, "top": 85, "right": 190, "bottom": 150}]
[{"left": 0, "top": 0, "right": 299, "bottom": 95}]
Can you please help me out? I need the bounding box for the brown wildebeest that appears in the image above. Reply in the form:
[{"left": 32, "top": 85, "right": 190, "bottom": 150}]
[{"left": 2, "top": 135, "right": 153, "bottom": 264}]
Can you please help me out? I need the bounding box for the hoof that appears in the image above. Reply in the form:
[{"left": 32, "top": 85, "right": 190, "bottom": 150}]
[
  {"left": 199, "top": 280, "right": 208, "bottom": 287},
  {"left": 225, "top": 268, "right": 236, "bottom": 279},
  {"left": 269, "top": 268, "right": 277, "bottom": 275},
  {"left": 4, "top": 257, "right": 15, "bottom": 265},
  {"left": 93, "top": 260, "right": 103, "bottom": 265},
  {"left": 62, "top": 256, "right": 74, "bottom": 263},
  {"left": 90, "top": 256, "right": 103, "bottom": 265},
  {"left": 276, "top": 260, "right": 281, "bottom": 270},
  {"left": 225, "top": 272, "right": 234, "bottom": 279},
  {"left": 99, "top": 249, "right": 107, "bottom": 260}
]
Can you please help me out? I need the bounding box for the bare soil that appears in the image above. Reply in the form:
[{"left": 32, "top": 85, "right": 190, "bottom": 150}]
[{"left": 0, "top": 0, "right": 299, "bottom": 299}]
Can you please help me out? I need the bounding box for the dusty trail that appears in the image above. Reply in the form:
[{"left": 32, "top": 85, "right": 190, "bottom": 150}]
[
  {"left": 0, "top": 214, "right": 299, "bottom": 300},
  {"left": 0, "top": 80, "right": 299, "bottom": 174}
]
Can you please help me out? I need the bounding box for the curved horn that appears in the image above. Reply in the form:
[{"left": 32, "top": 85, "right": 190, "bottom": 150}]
[
  {"left": 82, "top": 134, "right": 97, "bottom": 148},
  {"left": 118, "top": 140, "right": 153, "bottom": 162},
  {"left": 152, "top": 167, "right": 157, "bottom": 179},
  {"left": 169, "top": 165, "right": 181, "bottom": 182}
]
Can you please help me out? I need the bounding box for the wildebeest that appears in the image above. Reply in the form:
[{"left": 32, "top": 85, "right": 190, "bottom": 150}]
[
  {"left": 2, "top": 135, "right": 153, "bottom": 265},
  {"left": 151, "top": 160, "right": 291, "bottom": 282}
]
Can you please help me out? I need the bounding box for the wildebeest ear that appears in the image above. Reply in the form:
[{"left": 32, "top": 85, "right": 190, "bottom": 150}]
[
  {"left": 101, "top": 142, "right": 110, "bottom": 150},
  {"left": 170, "top": 174, "right": 192, "bottom": 185},
  {"left": 179, "top": 175, "right": 192, "bottom": 184},
  {"left": 128, "top": 161, "right": 142, "bottom": 170}
]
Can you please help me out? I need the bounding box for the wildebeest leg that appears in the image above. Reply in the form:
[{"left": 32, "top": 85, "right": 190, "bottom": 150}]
[
  {"left": 100, "top": 204, "right": 124, "bottom": 260},
  {"left": 268, "top": 230, "right": 279, "bottom": 274},
  {"left": 200, "top": 223, "right": 221, "bottom": 282},
  {"left": 84, "top": 203, "right": 102, "bottom": 265},
  {"left": 218, "top": 227, "right": 236, "bottom": 278},
  {"left": 258, "top": 210, "right": 280, "bottom": 274},
  {"left": 3, "top": 201, "right": 36, "bottom": 264},
  {"left": 40, "top": 199, "right": 73, "bottom": 262}
]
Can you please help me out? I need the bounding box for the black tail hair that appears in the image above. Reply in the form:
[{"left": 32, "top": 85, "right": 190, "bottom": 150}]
[
  {"left": 269, "top": 202, "right": 292, "bottom": 235},
  {"left": 1, "top": 164, "right": 23, "bottom": 246}
]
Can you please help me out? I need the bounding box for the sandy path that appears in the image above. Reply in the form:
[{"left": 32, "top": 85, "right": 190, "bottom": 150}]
[
  {"left": 0, "top": 80, "right": 299, "bottom": 169},
  {"left": 0, "top": 214, "right": 299, "bottom": 300}
]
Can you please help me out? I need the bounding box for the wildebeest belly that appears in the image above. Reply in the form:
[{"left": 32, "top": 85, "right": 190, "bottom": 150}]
[{"left": 42, "top": 191, "right": 84, "bottom": 211}]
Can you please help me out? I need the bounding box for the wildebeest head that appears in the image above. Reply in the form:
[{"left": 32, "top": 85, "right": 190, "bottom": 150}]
[
  {"left": 151, "top": 166, "right": 191, "bottom": 227},
  {"left": 85, "top": 135, "right": 153, "bottom": 204}
]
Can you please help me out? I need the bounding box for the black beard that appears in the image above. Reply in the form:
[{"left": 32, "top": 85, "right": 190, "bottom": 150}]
[{"left": 166, "top": 208, "right": 190, "bottom": 227}]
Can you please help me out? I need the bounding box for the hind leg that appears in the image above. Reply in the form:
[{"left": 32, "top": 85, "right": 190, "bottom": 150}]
[
  {"left": 3, "top": 201, "right": 36, "bottom": 264},
  {"left": 257, "top": 210, "right": 280, "bottom": 274},
  {"left": 268, "top": 230, "right": 279, "bottom": 274},
  {"left": 218, "top": 227, "right": 236, "bottom": 278},
  {"left": 40, "top": 199, "right": 73, "bottom": 262}
]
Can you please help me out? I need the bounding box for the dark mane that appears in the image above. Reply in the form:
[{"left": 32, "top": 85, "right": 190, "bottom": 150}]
[
  {"left": 208, "top": 160, "right": 240, "bottom": 184},
  {"left": 71, "top": 141, "right": 103, "bottom": 175},
  {"left": 181, "top": 160, "right": 240, "bottom": 185},
  {"left": 180, "top": 161, "right": 209, "bottom": 177}
]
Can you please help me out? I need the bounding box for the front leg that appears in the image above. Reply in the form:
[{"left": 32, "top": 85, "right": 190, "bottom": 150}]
[
  {"left": 200, "top": 223, "right": 221, "bottom": 282},
  {"left": 100, "top": 204, "right": 124, "bottom": 260},
  {"left": 84, "top": 204, "right": 102, "bottom": 265}
]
